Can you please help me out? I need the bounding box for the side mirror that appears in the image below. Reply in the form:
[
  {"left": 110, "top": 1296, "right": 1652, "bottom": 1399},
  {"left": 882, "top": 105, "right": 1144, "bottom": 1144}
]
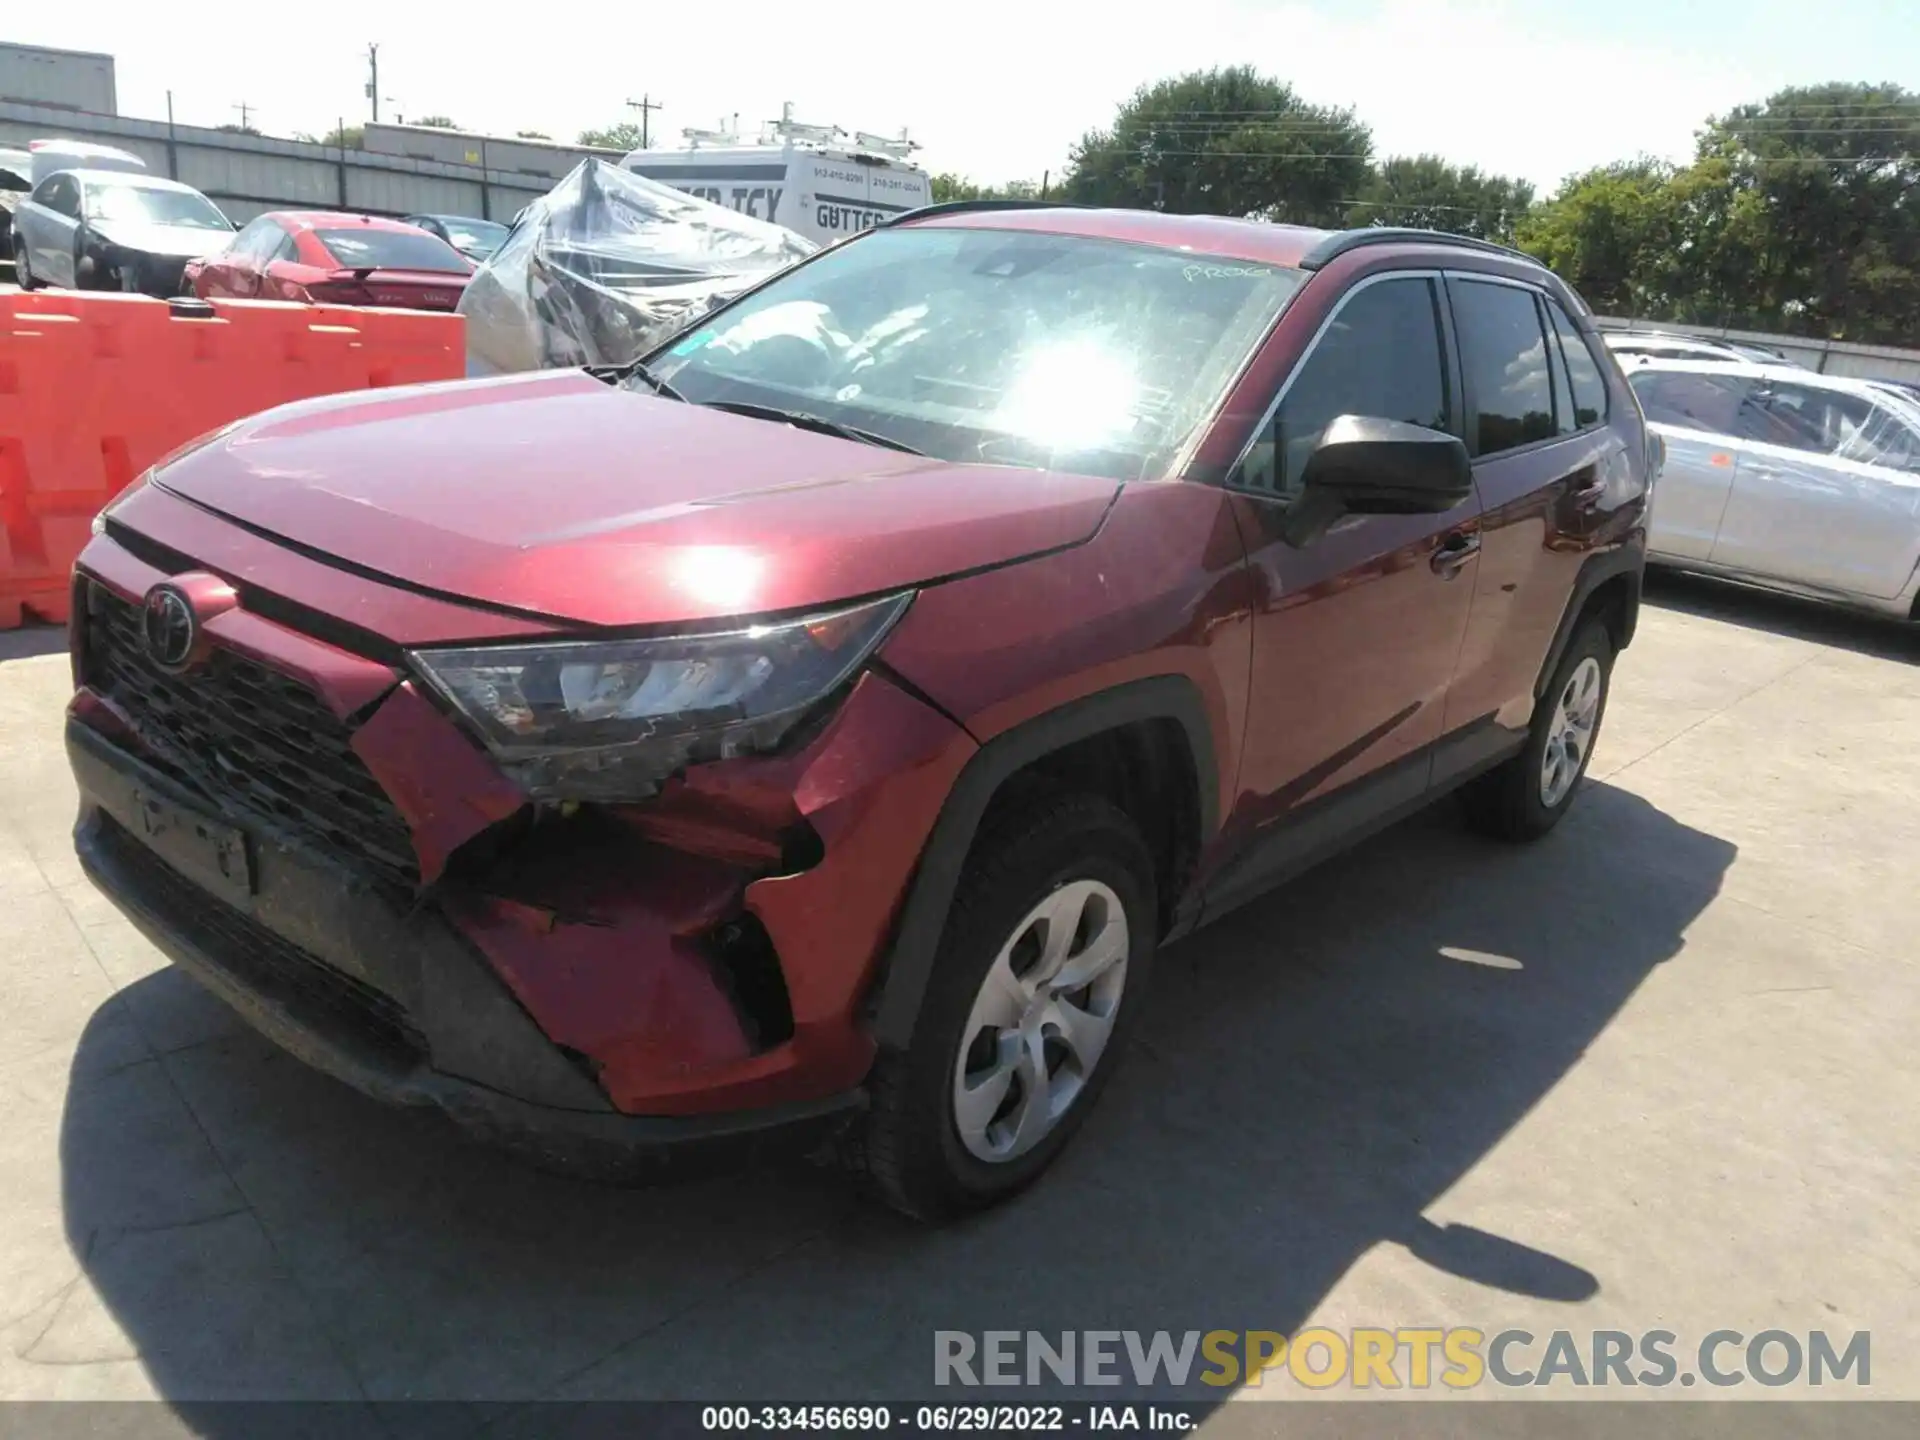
[{"left": 1283, "top": 415, "right": 1471, "bottom": 546}]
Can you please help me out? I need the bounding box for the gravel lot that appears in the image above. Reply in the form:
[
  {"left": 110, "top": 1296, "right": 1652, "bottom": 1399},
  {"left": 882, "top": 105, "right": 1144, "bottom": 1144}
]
[{"left": 0, "top": 574, "right": 1914, "bottom": 1423}]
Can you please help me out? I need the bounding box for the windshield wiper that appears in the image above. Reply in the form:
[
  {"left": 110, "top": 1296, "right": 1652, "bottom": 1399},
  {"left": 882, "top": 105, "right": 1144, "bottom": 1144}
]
[
  {"left": 587, "top": 359, "right": 685, "bottom": 400},
  {"left": 699, "top": 399, "right": 923, "bottom": 455}
]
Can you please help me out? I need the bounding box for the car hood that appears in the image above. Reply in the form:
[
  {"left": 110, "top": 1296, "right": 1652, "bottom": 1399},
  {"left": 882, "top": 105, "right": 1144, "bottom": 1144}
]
[
  {"left": 152, "top": 370, "right": 1121, "bottom": 627},
  {"left": 92, "top": 221, "right": 234, "bottom": 259}
]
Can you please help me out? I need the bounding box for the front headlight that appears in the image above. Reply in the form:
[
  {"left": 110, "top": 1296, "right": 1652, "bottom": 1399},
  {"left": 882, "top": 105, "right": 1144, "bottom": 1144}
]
[{"left": 409, "top": 592, "right": 913, "bottom": 801}]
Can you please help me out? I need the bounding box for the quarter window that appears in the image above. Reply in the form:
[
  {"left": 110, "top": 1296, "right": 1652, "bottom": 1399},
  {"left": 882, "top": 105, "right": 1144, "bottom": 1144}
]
[
  {"left": 1450, "top": 278, "right": 1555, "bottom": 457},
  {"left": 1548, "top": 302, "right": 1608, "bottom": 427},
  {"left": 1235, "top": 275, "right": 1449, "bottom": 499}
]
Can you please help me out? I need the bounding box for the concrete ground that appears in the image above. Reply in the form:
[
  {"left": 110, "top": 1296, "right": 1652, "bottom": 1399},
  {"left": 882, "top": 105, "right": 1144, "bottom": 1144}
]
[{"left": 0, "top": 573, "right": 1915, "bottom": 1424}]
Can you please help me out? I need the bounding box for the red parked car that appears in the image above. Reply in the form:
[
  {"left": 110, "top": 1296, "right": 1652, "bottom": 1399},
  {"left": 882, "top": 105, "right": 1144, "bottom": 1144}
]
[
  {"left": 68, "top": 205, "right": 1652, "bottom": 1219},
  {"left": 185, "top": 210, "right": 472, "bottom": 310}
]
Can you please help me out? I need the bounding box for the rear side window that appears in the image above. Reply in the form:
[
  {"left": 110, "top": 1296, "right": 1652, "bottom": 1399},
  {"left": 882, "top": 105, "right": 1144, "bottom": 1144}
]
[
  {"left": 1548, "top": 303, "right": 1608, "bottom": 427},
  {"left": 1450, "top": 279, "right": 1555, "bottom": 456},
  {"left": 1629, "top": 371, "right": 1752, "bottom": 436},
  {"left": 313, "top": 227, "right": 468, "bottom": 273},
  {"left": 1237, "top": 275, "right": 1449, "bottom": 499}
]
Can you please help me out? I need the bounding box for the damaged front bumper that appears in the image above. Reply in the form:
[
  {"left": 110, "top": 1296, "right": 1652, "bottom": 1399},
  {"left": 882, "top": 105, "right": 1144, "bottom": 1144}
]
[
  {"left": 70, "top": 721, "right": 862, "bottom": 1177},
  {"left": 66, "top": 518, "right": 976, "bottom": 1177}
]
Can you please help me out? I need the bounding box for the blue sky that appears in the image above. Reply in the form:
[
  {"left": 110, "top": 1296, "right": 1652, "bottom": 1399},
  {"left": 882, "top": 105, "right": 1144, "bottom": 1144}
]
[{"left": 10, "top": 0, "right": 1918, "bottom": 192}]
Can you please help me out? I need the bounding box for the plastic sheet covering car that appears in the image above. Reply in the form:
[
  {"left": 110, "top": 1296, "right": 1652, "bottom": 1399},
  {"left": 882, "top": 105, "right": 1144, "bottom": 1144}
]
[{"left": 459, "top": 158, "right": 816, "bottom": 375}]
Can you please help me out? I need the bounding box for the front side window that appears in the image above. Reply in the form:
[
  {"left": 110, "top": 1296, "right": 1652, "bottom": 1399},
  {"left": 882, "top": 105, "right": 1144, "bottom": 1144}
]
[
  {"left": 1451, "top": 279, "right": 1555, "bottom": 457},
  {"left": 33, "top": 174, "right": 78, "bottom": 218},
  {"left": 648, "top": 225, "right": 1306, "bottom": 482},
  {"left": 1741, "top": 382, "right": 1878, "bottom": 457},
  {"left": 1234, "top": 275, "right": 1449, "bottom": 499},
  {"left": 1832, "top": 404, "right": 1920, "bottom": 471},
  {"left": 1628, "top": 371, "right": 1753, "bottom": 438},
  {"left": 86, "top": 182, "right": 231, "bottom": 231}
]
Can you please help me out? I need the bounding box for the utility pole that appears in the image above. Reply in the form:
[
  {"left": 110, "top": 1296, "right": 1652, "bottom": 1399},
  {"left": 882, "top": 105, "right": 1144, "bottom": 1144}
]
[
  {"left": 625, "top": 94, "right": 662, "bottom": 148},
  {"left": 233, "top": 101, "right": 254, "bottom": 131},
  {"left": 366, "top": 43, "right": 380, "bottom": 123}
]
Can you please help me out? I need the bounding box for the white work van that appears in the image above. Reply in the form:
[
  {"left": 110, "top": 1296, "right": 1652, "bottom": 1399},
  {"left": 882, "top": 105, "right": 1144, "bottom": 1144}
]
[{"left": 622, "top": 106, "right": 931, "bottom": 247}]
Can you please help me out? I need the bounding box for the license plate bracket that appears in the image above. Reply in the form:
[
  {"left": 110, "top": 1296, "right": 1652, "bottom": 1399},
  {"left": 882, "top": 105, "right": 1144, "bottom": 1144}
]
[{"left": 130, "top": 787, "right": 255, "bottom": 903}]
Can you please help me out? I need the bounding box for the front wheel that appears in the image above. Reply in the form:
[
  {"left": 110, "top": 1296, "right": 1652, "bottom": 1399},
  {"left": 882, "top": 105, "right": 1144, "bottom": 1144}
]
[
  {"left": 1460, "top": 619, "right": 1614, "bottom": 841},
  {"left": 13, "top": 243, "right": 35, "bottom": 290},
  {"left": 852, "top": 794, "right": 1157, "bottom": 1221}
]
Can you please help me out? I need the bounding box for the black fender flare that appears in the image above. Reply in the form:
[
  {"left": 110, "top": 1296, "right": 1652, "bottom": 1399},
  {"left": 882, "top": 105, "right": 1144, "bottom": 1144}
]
[
  {"left": 869, "top": 674, "right": 1219, "bottom": 1051},
  {"left": 1534, "top": 536, "right": 1646, "bottom": 701}
]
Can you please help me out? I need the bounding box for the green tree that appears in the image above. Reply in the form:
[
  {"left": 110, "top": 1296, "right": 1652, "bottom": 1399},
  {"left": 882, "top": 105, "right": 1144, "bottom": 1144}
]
[
  {"left": 930, "top": 174, "right": 1046, "bottom": 203},
  {"left": 320, "top": 124, "right": 365, "bottom": 150},
  {"left": 1352, "top": 155, "right": 1534, "bottom": 243},
  {"left": 1061, "top": 66, "right": 1371, "bottom": 224},
  {"left": 579, "top": 122, "right": 646, "bottom": 151},
  {"left": 1694, "top": 82, "right": 1920, "bottom": 340},
  {"left": 515, "top": 129, "right": 551, "bottom": 140},
  {"left": 414, "top": 115, "right": 459, "bottom": 130},
  {"left": 1515, "top": 159, "right": 1681, "bottom": 317}
]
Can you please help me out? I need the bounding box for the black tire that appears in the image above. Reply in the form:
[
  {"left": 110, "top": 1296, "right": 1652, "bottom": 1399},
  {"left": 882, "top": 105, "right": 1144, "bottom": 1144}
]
[
  {"left": 852, "top": 793, "right": 1157, "bottom": 1222},
  {"left": 13, "top": 242, "right": 34, "bottom": 290},
  {"left": 1459, "top": 619, "right": 1614, "bottom": 842}
]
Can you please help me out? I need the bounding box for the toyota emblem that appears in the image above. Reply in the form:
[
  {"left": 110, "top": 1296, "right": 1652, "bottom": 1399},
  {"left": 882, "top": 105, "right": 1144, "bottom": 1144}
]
[{"left": 141, "top": 585, "right": 198, "bottom": 672}]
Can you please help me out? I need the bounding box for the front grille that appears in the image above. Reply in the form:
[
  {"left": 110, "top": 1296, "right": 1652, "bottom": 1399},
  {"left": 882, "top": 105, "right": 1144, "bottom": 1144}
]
[
  {"left": 84, "top": 584, "right": 420, "bottom": 891},
  {"left": 95, "top": 813, "right": 426, "bottom": 1062}
]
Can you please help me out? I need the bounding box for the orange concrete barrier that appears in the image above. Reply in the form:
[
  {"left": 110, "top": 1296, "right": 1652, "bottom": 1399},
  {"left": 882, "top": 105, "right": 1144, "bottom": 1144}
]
[{"left": 0, "top": 292, "right": 463, "bottom": 628}]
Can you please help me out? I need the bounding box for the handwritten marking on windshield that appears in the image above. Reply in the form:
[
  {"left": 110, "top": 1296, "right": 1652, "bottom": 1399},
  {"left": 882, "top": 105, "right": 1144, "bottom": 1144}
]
[{"left": 1183, "top": 264, "right": 1273, "bottom": 282}]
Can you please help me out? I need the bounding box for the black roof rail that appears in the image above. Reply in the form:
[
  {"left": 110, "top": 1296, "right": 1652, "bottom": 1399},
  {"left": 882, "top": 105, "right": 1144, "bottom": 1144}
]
[
  {"left": 1299, "top": 227, "right": 1542, "bottom": 271},
  {"left": 886, "top": 198, "right": 1074, "bottom": 226}
]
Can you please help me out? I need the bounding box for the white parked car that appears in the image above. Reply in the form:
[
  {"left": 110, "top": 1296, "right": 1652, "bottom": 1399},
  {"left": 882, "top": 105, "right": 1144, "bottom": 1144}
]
[
  {"left": 1630, "top": 358, "right": 1920, "bottom": 620},
  {"left": 12, "top": 168, "right": 234, "bottom": 295},
  {"left": 1606, "top": 331, "right": 1795, "bottom": 368}
]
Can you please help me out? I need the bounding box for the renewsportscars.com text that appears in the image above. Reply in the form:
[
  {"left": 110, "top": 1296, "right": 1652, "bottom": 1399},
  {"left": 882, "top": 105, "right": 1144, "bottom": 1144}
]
[{"left": 934, "top": 1328, "right": 1871, "bottom": 1391}]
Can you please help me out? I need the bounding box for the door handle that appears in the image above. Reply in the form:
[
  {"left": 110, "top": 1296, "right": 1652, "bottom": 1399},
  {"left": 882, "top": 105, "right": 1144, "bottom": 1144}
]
[{"left": 1431, "top": 530, "right": 1481, "bottom": 578}]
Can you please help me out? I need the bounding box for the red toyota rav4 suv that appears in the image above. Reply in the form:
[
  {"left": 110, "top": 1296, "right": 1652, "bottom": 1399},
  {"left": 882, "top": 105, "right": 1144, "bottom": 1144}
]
[{"left": 67, "top": 206, "right": 1651, "bottom": 1219}]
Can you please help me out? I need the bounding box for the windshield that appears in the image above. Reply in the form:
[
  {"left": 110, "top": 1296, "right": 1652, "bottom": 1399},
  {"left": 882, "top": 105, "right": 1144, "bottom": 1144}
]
[
  {"left": 643, "top": 226, "right": 1304, "bottom": 481},
  {"left": 316, "top": 227, "right": 470, "bottom": 273},
  {"left": 87, "top": 183, "right": 230, "bottom": 230}
]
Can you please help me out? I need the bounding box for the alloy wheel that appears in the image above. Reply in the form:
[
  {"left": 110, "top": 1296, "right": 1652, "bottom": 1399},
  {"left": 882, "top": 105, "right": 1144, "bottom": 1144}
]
[{"left": 1540, "top": 656, "right": 1603, "bottom": 807}]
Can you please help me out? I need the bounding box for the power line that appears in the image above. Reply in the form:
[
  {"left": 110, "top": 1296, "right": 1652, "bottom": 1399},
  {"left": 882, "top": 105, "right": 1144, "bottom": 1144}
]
[{"left": 1110, "top": 149, "right": 1916, "bottom": 166}]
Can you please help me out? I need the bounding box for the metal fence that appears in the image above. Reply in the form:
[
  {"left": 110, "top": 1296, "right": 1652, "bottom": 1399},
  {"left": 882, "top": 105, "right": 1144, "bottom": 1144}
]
[{"left": 0, "top": 99, "right": 557, "bottom": 225}]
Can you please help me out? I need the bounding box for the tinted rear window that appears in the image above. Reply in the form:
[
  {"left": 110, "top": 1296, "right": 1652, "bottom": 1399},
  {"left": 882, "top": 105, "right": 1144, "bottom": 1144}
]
[
  {"left": 1451, "top": 279, "right": 1555, "bottom": 456},
  {"left": 314, "top": 228, "right": 468, "bottom": 272}
]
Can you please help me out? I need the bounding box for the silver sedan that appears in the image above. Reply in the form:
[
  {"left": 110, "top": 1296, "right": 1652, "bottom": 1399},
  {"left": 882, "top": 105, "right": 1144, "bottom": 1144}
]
[{"left": 1630, "top": 359, "right": 1920, "bottom": 620}]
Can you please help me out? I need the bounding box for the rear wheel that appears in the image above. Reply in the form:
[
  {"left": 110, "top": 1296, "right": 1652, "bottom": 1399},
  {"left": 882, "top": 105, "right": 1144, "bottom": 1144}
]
[
  {"left": 1460, "top": 619, "right": 1613, "bottom": 841},
  {"left": 852, "top": 794, "right": 1156, "bottom": 1221},
  {"left": 14, "top": 242, "right": 35, "bottom": 290}
]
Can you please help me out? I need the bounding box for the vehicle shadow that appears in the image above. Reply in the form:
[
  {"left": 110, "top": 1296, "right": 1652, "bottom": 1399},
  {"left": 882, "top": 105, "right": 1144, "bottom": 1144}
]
[
  {"left": 1644, "top": 567, "right": 1919, "bottom": 664},
  {"left": 0, "top": 623, "right": 70, "bottom": 663},
  {"left": 56, "top": 780, "right": 1733, "bottom": 1427}
]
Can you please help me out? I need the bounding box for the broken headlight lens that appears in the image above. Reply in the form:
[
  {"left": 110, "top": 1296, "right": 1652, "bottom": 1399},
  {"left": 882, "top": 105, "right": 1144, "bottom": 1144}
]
[{"left": 409, "top": 592, "right": 913, "bottom": 801}]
